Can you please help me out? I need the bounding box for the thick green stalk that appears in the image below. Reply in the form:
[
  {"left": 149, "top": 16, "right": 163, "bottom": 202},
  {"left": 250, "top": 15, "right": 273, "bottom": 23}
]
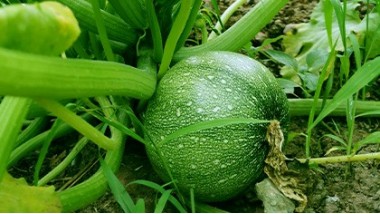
[
  {"left": 173, "top": 0, "right": 289, "bottom": 61},
  {"left": 15, "top": 116, "right": 48, "bottom": 147},
  {"left": 55, "top": 0, "right": 138, "bottom": 45},
  {"left": 288, "top": 99, "right": 380, "bottom": 117},
  {"left": 0, "top": 48, "right": 156, "bottom": 99},
  {"left": 0, "top": 97, "right": 31, "bottom": 181},
  {"left": 108, "top": 0, "right": 147, "bottom": 29}
]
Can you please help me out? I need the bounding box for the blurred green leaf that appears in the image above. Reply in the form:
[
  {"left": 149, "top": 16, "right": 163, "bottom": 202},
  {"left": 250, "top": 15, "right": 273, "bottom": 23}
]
[
  {"left": 0, "top": 172, "right": 61, "bottom": 212},
  {"left": 265, "top": 49, "right": 299, "bottom": 71},
  {"left": 282, "top": 1, "right": 380, "bottom": 80}
]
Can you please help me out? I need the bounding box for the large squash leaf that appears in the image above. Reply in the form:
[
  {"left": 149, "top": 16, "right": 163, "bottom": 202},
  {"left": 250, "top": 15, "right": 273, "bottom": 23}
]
[
  {"left": 281, "top": 1, "right": 380, "bottom": 84},
  {"left": 0, "top": 172, "right": 61, "bottom": 212}
]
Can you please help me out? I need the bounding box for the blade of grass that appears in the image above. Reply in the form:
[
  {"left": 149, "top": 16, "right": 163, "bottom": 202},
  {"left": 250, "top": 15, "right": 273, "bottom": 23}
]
[
  {"left": 128, "top": 180, "right": 187, "bottom": 213},
  {"left": 33, "top": 119, "right": 62, "bottom": 186},
  {"left": 303, "top": 46, "right": 336, "bottom": 158},
  {"left": 331, "top": 0, "right": 347, "bottom": 52},
  {"left": 89, "top": 0, "right": 114, "bottom": 61},
  {"left": 323, "top": 0, "right": 334, "bottom": 48},
  {"left": 311, "top": 56, "right": 380, "bottom": 129},
  {"left": 354, "top": 131, "right": 380, "bottom": 153},
  {"left": 157, "top": 118, "right": 269, "bottom": 147},
  {"left": 157, "top": 0, "right": 196, "bottom": 79},
  {"left": 145, "top": 0, "right": 163, "bottom": 61},
  {"left": 34, "top": 98, "right": 117, "bottom": 150},
  {"left": 190, "top": 188, "right": 195, "bottom": 213},
  {"left": 175, "top": 0, "right": 202, "bottom": 51},
  {"left": 135, "top": 198, "right": 146, "bottom": 212},
  {"left": 322, "top": 133, "right": 347, "bottom": 147},
  {"left": 356, "top": 110, "right": 380, "bottom": 118},
  {"left": 154, "top": 189, "right": 173, "bottom": 213},
  {"left": 99, "top": 155, "right": 135, "bottom": 213},
  {"left": 88, "top": 110, "right": 147, "bottom": 145}
]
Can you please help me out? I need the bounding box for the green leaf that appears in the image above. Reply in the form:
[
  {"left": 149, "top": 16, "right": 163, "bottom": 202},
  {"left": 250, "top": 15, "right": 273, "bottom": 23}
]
[
  {"left": 282, "top": 1, "right": 380, "bottom": 79},
  {"left": 0, "top": 172, "right": 61, "bottom": 212},
  {"left": 265, "top": 49, "right": 299, "bottom": 71},
  {"left": 354, "top": 131, "right": 380, "bottom": 152},
  {"left": 276, "top": 78, "right": 301, "bottom": 94},
  {"left": 322, "top": 134, "right": 347, "bottom": 147}
]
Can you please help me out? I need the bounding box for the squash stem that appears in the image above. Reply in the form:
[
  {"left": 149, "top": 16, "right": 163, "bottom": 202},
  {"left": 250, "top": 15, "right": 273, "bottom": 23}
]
[
  {"left": 288, "top": 99, "right": 380, "bottom": 118},
  {"left": 208, "top": 0, "right": 247, "bottom": 40},
  {"left": 0, "top": 97, "right": 31, "bottom": 181},
  {"left": 297, "top": 152, "right": 380, "bottom": 165},
  {"left": 173, "top": 0, "right": 289, "bottom": 61}
]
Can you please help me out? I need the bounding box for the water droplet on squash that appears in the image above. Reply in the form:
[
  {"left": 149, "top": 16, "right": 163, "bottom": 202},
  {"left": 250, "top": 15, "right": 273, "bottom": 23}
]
[
  {"left": 176, "top": 108, "right": 181, "bottom": 117},
  {"left": 212, "top": 107, "right": 220, "bottom": 112},
  {"left": 218, "top": 178, "right": 227, "bottom": 183},
  {"left": 230, "top": 174, "right": 237, "bottom": 179},
  {"left": 213, "top": 159, "right": 220, "bottom": 165}
]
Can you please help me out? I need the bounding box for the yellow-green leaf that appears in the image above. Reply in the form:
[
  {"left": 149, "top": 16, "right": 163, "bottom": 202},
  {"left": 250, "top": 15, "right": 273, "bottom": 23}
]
[{"left": 0, "top": 172, "right": 61, "bottom": 212}]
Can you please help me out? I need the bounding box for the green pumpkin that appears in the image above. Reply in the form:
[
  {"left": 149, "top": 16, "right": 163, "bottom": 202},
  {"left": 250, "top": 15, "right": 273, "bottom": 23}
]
[{"left": 144, "top": 51, "right": 289, "bottom": 202}]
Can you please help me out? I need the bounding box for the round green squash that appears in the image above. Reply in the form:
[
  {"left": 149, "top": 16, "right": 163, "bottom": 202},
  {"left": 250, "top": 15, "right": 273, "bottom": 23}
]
[{"left": 144, "top": 51, "right": 289, "bottom": 202}]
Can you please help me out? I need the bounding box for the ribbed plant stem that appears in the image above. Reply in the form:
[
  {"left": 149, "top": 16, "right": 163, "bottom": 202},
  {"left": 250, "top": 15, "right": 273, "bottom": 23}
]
[
  {"left": 173, "top": 0, "right": 289, "bottom": 61},
  {"left": 288, "top": 99, "right": 380, "bottom": 117},
  {"left": 0, "top": 97, "right": 31, "bottom": 181}
]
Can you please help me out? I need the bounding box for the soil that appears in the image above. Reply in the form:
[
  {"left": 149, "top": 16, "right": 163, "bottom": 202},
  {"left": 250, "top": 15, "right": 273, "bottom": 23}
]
[{"left": 7, "top": 0, "right": 380, "bottom": 213}]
